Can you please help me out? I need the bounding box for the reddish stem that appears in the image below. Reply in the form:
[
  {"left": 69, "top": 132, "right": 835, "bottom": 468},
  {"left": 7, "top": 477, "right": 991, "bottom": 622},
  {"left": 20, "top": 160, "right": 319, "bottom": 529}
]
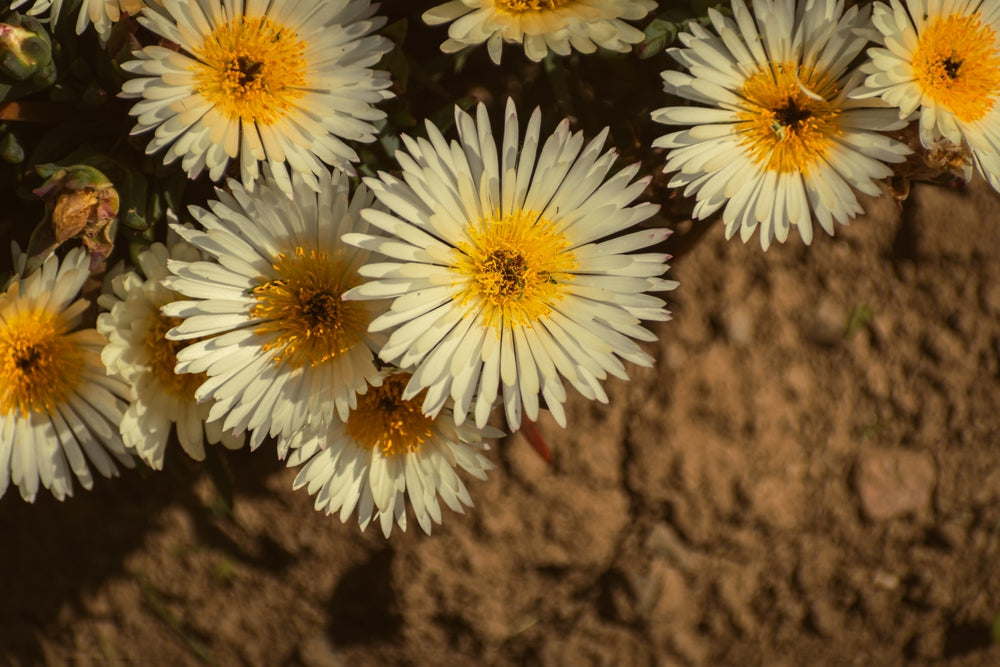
[{"left": 520, "top": 417, "right": 552, "bottom": 465}]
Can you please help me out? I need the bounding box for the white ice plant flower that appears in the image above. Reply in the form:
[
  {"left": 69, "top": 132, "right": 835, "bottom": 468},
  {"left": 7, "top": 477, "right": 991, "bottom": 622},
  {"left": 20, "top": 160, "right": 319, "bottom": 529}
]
[
  {"left": 161, "top": 170, "right": 383, "bottom": 452},
  {"left": 652, "top": 0, "right": 912, "bottom": 250},
  {"left": 120, "top": 0, "right": 393, "bottom": 195},
  {"left": 344, "top": 100, "right": 676, "bottom": 431},
  {"left": 11, "top": 0, "right": 148, "bottom": 44},
  {"left": 0, "top": 247, "right": 133, "bottom": 502},
  {"left": 97, "top": 238, "right": 243, "bottom": 470},
  {"left": 422, "top": 0, "right": 656, "bottom": 64},
  {"left": 288, "top": 371, "right": 498, "bottom": 538},
  {"left": 851, "top": 0, "right": 1000, "bottom": 192}
]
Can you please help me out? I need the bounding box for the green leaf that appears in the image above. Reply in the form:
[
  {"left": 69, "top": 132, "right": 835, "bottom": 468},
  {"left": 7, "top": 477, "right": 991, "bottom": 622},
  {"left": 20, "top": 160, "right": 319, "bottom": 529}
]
[
  {"left": 637, "top": 17, "right": 679, "bottom": 60},
  {"left": 0, "top": 129, "right": 24, "bottom": 163},
  {"left": 202, "top": 445, "right": 234, "bottom": 518},
  {"left": 381, "top": 18, "right": 408, "bottom": 47},
  {"left": 429, "top": 96, "right": 474, "bottom": 134},
  {"left": 118, "top": 181, "right": 148, "bottom": 231},
  {"left": 379, "top": 129, "right": 401, "bottom": 159},
  {"left": 544, "top": 54, "right": 575, "bottom": 118},
  {"left": 844, "top": 303, "right": 873, "bottom": 338}
]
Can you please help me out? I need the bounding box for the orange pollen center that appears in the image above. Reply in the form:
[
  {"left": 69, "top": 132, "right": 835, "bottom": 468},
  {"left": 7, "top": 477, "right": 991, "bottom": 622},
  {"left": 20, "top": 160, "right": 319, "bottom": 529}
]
[
  {"left": 912, "top": 13, "right": 1000, "bottom": 122},
  {"left": 737, "top": 62, "right": 842, "bottom": 173},
  {"left": 344, "top": 374, "right": 434, "bottom": 458},
  {"left": 145, "top": 312, "right": 206, "bottom": 400},
  {"left": 191, "top": 15, "right": 307, "bottom": 124},
  {"left": 250, "top": 247, "right": 365, "bottom": 369},
  {"left": 453, "top": 210, "right": 577, "bottom": 331},
  {"left": 0, "top": 309, "right": 85, "bottom": 417},
  {"left": 494, "top": 0, "right": 573, "bottom": 12}
]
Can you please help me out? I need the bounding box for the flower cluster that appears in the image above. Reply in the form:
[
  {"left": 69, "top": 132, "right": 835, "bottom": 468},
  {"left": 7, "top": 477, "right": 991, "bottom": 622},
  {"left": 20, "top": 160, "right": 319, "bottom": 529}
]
[
  {"left": 651, "top": 0, "right": 1000, "bottom": 248},
  {"left": 3, "top": 0, "right": 999, "bottom": 539}
]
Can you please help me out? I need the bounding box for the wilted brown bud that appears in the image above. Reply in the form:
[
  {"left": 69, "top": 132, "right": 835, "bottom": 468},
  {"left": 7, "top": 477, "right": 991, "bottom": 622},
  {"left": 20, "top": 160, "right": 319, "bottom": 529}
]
[
  {"left": 884, "top": 123, "right": 972, "bottom": 201},
  {"left": 27, "top": 164, "right": 120, "bottom": 272}
]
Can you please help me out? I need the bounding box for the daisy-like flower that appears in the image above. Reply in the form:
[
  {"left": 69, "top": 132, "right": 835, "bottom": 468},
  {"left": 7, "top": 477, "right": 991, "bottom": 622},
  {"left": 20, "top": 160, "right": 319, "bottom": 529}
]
[
  {"left": 10, "top": 0, "right": 147, "bottom": 44},
  {"left": 422, "top": 0, "right": 656, "bottom": 64},
  {"left": 0, "top": 247, "right": 133, "bottom": 502},
  {"left": 120, "top": 0, "right": 393, "bottom": 195},
  {"left": 287, "top": 371, "right": 498, "bottom": 538},
  {"left": 344, "top": 100, "right": 676, "bottom": 431},
  {"left": 651, "top": 0, "right": 912, "bottom": 250},
  {"left": 852, "top": 0, "right": 1000, "bottom": 191},
  {"left": 98, "top": 238, "right": 243, "bottom": 470},
  {"left": 161, "top": 169, "right": 383, "bottom": 452}
]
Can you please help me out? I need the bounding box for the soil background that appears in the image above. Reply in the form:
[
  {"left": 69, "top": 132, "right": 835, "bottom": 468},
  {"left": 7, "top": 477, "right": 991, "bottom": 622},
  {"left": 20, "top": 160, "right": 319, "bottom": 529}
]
[
  {"left": 3, "top": 176, "right": 999, "bottom": 666},
  {"left": 3, "top": 3, "right": 1000, "bottom": 665}
]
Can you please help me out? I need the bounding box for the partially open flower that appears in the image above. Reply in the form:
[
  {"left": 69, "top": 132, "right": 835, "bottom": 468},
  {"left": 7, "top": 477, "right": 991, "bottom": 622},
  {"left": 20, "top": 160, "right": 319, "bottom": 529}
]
[{"left": 98, "top": 236, "right": 244, "bottom": 470}]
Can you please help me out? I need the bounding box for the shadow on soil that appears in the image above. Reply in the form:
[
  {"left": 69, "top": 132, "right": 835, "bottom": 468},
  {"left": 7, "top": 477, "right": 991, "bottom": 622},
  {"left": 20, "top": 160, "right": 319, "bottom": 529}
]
[{"left": 0, "top": 446, "right": 283, "bottom": 665}]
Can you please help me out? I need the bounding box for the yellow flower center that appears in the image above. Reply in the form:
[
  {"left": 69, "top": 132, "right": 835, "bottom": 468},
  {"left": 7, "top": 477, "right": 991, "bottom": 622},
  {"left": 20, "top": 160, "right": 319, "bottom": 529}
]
[
  {"left": 494, "top": 0, "right": 573, "bottom": 13},
  {"left": 344, "top": 374, "right": 434, "bottom": 458},
  {"left": 737, "top": 62, "right": 842, "bottom": 173},
  {"left": 191, "top": 15, "right": 307, "bottom": 124},
  {"left": 453, "top": 210, "right": 577, "bottom": 330},
  {"left": 912, "top": 13, "right": 1000, "bottom": 123},
  {"left": 145, "top": 312, "right": 206, "bottom": 400},
  {"left": 250, "top": 247, "right": 365, "bottom": 369},
  {"left": 0, "top": 309, "right": 85, "bottom": 417}
]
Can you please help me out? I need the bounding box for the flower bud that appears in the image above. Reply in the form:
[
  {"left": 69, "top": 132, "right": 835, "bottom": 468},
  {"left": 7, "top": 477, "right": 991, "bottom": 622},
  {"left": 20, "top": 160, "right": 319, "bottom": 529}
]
[
  {"left": 0, "top": 14, "right": 54, "bottom": 85},
  {"left": 27, "top": 165, "right": 120, "bottom": 272}
]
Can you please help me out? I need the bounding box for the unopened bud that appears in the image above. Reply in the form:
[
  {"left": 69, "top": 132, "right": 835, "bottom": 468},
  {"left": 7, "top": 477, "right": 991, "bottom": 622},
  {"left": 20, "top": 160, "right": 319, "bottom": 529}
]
[{"left": 0, "top": 15, "right": 54, "bottom": 84}]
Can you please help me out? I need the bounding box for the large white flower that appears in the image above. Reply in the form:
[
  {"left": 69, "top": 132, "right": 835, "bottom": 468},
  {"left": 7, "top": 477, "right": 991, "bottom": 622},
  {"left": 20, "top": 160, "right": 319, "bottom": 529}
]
[
  {"left": 161, "top": 170, "right": 383, "bottom": 452},
  {"left": 344, "top": 100, "right": 676, "bottom": 431},
  {"left": 11, "top": 0, "right": 148, "bottom": 44},
  {"left": 288, "top": 371, "right": 498, "bottom": 538},
  {"left": 851, "top": 0, "right": 1000, "bottom": 192},
  {"left": 652, "top": 0, "right": 912, "bottom": 250},
  {"left": 0, "top": 247, "right": 133, "bottom": 502},
  {"left": 98, "top": 238, "right": 243, "bottom": 470},
  {"left": 120, "top": 0, "right": 393, "bottom": 195},
  {"left": 423, "top": 0, "right": 656, "bottom": 64}
]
